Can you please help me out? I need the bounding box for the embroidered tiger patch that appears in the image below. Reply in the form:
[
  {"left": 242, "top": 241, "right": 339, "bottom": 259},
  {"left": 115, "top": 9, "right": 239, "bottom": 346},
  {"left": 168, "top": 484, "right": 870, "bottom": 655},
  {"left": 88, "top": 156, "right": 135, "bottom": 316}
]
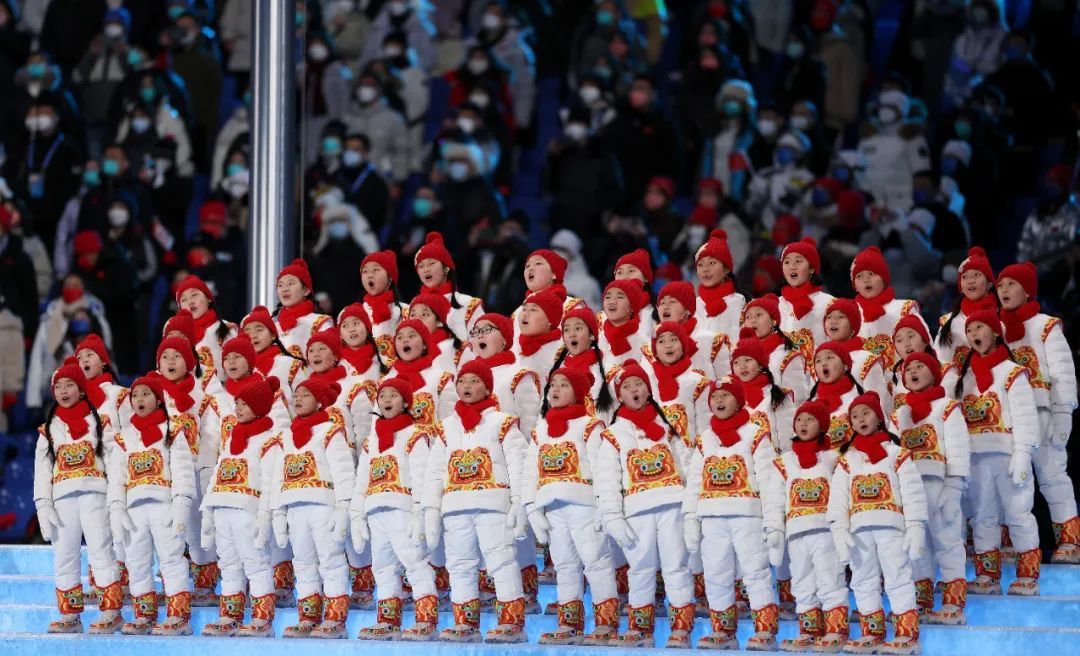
[
  {"left": 127, "top": 449, "right": 166, "bottom": 489},
  {"left": 788, "top": 476, "right": 829, "bottom": 519},
  {"left": 213, "top": 457, "right": 257, "bottom": 495},
  {"left": 850, "top": 472, "right": 900, "bottom": 515},
  {"left": 538, "top": 441, "right": 589, "bottom": 487},
  {"left": 368, "top": 455, "right": 409, "bottom": 496},
  {"left": 700, "top": 455, "right": 756, "bottom": 499},
  {"left": 899, "top": 424, "right": 944, "bottom": 461},
  {"left": 282, "top": 452, "right": 331, "bottom": 490},
  {"left": 626, "top": 443, "right": 682, "bottom": 495},
  {"left": 54, "top": 442, "right": 103, "bottom": 483},
  {"left": 962, "top": 392, "right": 1008, "bottom": 435},
  {"left": 446, "top": 447, "right": 505, "bottom": 493}
]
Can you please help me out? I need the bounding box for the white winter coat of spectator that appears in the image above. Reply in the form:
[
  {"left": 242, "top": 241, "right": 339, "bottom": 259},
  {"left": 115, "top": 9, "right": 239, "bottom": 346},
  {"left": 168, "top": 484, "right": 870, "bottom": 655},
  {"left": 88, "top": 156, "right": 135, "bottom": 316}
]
[
  {"left": 309, "top": 187, "right": 380, "bottom": 257},
  {"left": 26, "top": 292, "right": 112, "bottom": 409},
  {"left": 220, "top": 0, "right": 253, "bottom": 74},
  {"left": 466, "top": 5, "right": 536, "bottom": 128},
  {"left": 211, "top": 104, "right": 249, "bottom": 187},
  {"left": 855, "top": 90, "right": 930, "bottom": 213},
  {"left": 745, "top": 131, "right": 815, "bottom": 230},
  {"left": 115, "top": 101, "right": 194, "bottom": 176},
  {"left": 361, "top": 0, "right": 437, "bottom": 71},
  {"left": 343, "top": 87, "right": 411, "bottom": 180},
  {"left": 550, "top": 229, "right": 602, "bottom": 311}
]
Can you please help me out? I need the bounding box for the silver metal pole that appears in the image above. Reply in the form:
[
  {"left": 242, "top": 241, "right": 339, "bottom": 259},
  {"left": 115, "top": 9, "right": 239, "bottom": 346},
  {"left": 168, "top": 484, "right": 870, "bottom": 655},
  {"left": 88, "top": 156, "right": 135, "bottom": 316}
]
[{"left": 248, "top": 0, "right": 296, "bottom": 308}]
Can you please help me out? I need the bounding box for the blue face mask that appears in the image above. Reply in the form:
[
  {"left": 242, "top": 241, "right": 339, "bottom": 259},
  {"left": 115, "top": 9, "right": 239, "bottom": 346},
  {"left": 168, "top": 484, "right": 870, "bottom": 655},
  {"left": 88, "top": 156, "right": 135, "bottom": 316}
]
[
  {"left": 168, "top": 5, "right": 185, "bottom": 21},
  {"left": 102, "top": 159, "right": 120, "bottom": 176},
  {"left": 139, "top": 87, "right": 156, "bottom": 104},
  {"left": 776, "top": 147, "right": 796, "bottom": 166},
  {"left": 83, "top": 169, "right": 101, "bottom": 187},
  {"left": 448, "top": 162, "right": 469, "bottom": 181},
  {"left": 832, "top": 166, "right": 851, "bottom": 183},
  {"left": 327, "top": 222, "right": 349, "bottom": 239},
  {"left": 940, "top": 157, "right": 959, "bottom": 176},
  {"left": 296, "top": 12, "right": 306, "bottom": 27},
  {"left": 321, "top": 136, "right": 342, "bottom": 156},
  {"left": 243, "top": 91, "right": 252, "bottom": 107},
  {"left": 596, "top": 10, "right": 614, "bottom": 26},
  {"left": 811, "top": 187, "right": 832, "bottom": 208},
  {"left": 127, "top": 50, "right": 144, "bottom": 67},
  {"left": 954, "top": 120, "right": 972, "bottom": 140},
  {"left": 69, "top": 318, "right": 91, "bottom": 335},
  {"left": 785, "top": 42, "right": 805, "bottom": 59},
  {"left": 723, "top": 100, "right": 742, "bottom": 117},
  {"left": 913, "top": 188, "right": 932, "bottom": 205},
  {"left": 226, "top": 162, "right": 245, "bottom": 177},
  {"left": 27, "top": 62, "right": 46, "bottom": 78},
  {"left": 413, "top": 197, "right": 433, "bottom": 217}
]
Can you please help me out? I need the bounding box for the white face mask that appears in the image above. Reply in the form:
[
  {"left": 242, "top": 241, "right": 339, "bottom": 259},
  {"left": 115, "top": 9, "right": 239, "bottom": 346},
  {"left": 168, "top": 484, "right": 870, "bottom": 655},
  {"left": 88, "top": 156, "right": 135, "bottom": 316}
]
[
  {"left": 383, "top": 45, "right": 403, "bottom": 58},
  {"left": 389, "top": 1, "right": 408, "bottom": 16},
  {"left": 877, "top": 106, "right": 899, "bottom": 125},
  {"left": 37, "top": 114, "right": 56, "bottom": 133},
  {"left": 308, "top": 43, "right": 329, "bottom": 61},
  {"left": 468, "top": 92, "right": 490, "bottom": 108},
  {"left": 27, "top": 81, "right": 43, "bottom": 98},
  {"left": 131, "top": 116, "right": 152, "bottom": 134},
  {"left": 342, "top": 150, "right": 364, "bottom": 167},
  {"left": 457, "top": 116, "right": 477, "bottom": 134},
  {"left": 467, "top": 58, "right": 489, "bottom": 75},
  {"left": 104, "top": 23, "right": 125, "bottom": 39},
  {"left": 448, "top": 161, "right": 469, "bottom": 181},
  {"left": 579, "top": 86, "right": 600, "bottom": 105},
  {"left": 327, "top": 221, "right": 349, "bottom": 239},
  {"left": 482, "top": 13, "right": 502, "bottom": 30},
  {"left": 24, "top": 116, "right": 39, "bottom": 132},
  {"left": 357, "top": 86, "right": 378, "bottom": 103},
  {"left": 108, "top": 208, "right": 130, "bottom": 227},
  {"left": 565, "top": 123, "right": 588, "bottom": 141},
  {"left": 758, "top": 118, "right": 778, "bottom": 138},
  {"left": 790, "top": 115, "right": 811, "bottom": 131}
]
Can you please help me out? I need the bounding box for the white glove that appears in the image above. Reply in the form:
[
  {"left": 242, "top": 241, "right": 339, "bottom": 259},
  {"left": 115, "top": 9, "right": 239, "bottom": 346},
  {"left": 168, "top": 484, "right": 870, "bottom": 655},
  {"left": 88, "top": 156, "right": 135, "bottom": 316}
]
[
  {"left": 272, "top": 511, "right": 289, "bottom": 549},
  {"left": 408, "top": 507, "right": 425, "bottom": 545},
  {"left": 200, "top": 511, "right": 215, "bottom": 551},
  {"left": 903, "top": 521, "right": 927, "bottom": 561},
  {"left": 528, "top": 508, "right": 551, "bottom": 545},
  {"left": 1052, "top": 410, "right": 1073, "bottom": 446},
  {"left": 766, "top": 529, "right": 786, "bottom": 568},
  {"left": 1009, "top": 449, "right": 1032, "bottom": 486},
  {"left": 604, "top": 515, "right": 638, "bottom": 549},
  {"left": 832, "top": 527, "right": 853, "bottom": 565},
  {"left": 424, "top": 507, "right": 442, "bottom": 552},
  {"left": 506, "top": 500, "right": 527, "bottom": 541},
  {"left": 940, "top": 477, "right": 965, "bottom": 525},
  {"left": 350, "top": 509, "right": 370, "bottom": 552},
  {"left": 171, "top": 498, "right": 190, "bottom": 537},
  {"left": 109, "top": 504, "right": 134, "bottom": 545},
  {"left": 251, "top": 511, "right": 270, "bottom": 549},
  {"left": 683, "top": 516, "right": 701, "bottom": 553},
  {"left": 330, "top": 505, "right": 349, "bottom": 540},
  {"left": 36, "top": 503, "right": 61, "bottom": 542}
]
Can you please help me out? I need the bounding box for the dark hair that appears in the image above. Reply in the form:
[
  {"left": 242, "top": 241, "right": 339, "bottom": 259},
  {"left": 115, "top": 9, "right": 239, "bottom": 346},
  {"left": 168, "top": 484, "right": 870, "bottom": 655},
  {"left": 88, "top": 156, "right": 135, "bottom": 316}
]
[
  {"left": 771, "top": 325, "right": 797, "bottom": 353},
  {"left": 763, "top": 370, "right": 786, "bottom": 411},
  {"left": 161, "top": 402, "right": 175, "bottom": 448},
  {"left": 808, "top": 371, "right": 864, "bottom": 400},
  {"left": 808, "top": 272, "right": 825, "bottom": 287},
  {"left": 43, "top": 399, "right": 105, "bottom": 462},
  {"left": 272, "top": 337, "right": 307, "bottom": 365},
  {"left": 952, "top": 339, "right": 1014, "bottom": 399},
  {"left": 543, "top": 342, "right": 614, "bottom": 415},
  {"left": 447, "top": 269, "right": 463, "bottom": 310},
  {"left": 207, "top": 301, "right": 232, "bottom": 344}
]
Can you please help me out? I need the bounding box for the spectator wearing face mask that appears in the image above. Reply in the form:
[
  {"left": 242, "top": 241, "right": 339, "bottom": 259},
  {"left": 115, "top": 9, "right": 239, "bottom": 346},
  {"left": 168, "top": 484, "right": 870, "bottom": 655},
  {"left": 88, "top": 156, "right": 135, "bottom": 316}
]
[
  {"left": 436, "top": 144, "right": 505, "bottom": 283},
  {"left": 72, "top": 9, "right": 136, "bottom": 157},
  {"left": 942, "top": 0, "right": 1006, "bottom": 111},
  {"left": 344, "top": 73, "right": 411, "bottom": 181},
  {"left": 789, "top": 99, "right": 831, "bottom": 175},
  {"left": 219, "top": 0, "right": 253, "bottom": 94},
  {"left": 218, "top": 149, "right": 251, "bottom": 210},
  {"left": 332, "top": 133, "right": 390, "bottom": 233},
  {"left": 322, "top": 0, "right": 371, "bottom": 62},
  {"left": 569, "top": 73, "right": 618, "bottom": 134},
  {"left": 362, "top": 0, "right": 436, "bottom": 71},
  {"left": 1017, "top": 165, "right": 1080, "bottom": 298},
  {"left": 108, "top": 46, "right": 194, "bottom": 133},
  {"left": 569, "top": 1, "right": 645, "bottom": 91},
  {"left": 304, "top": 120, "right": 349, "bottom": 201},
  {"left": 308, "top": 196, "right": 379, "bottom": 315},
  {"left": 469, "top": 2, "right": 535, "bottom": 132},
  {"left": 702, "top": 79, "right": 756, "bottom": 204},
  {"left": 374, "top": 31, "right": 429, "bottom": 172},
  {"left": 605, "top": 74, "right": 677, "bottom": 211},
  {"left": 301, "top": 32, "right": 352, "bottom": 166},
  {"left": 771, "top": 26, "right": 825, "bottom": 114},
  {"left": 211, "top": 91, "right": 250, "bottom": 184},
  {"left": 446, "top": 46, "right": 516, "bottom": 136},
  {"left": 116, "top": 75, "right": 194, "bottom": 176},
  {"left": 166, "top": 9, "right": 222, "bottom": 170},
  {"left": 746, "top": 130, "right": 816, "bottom": 232},
  {"left": 543, "top": 106, "right": 624, "bottom": 239},
  {"left": 4, "top": 52, "right": 80, "bottom": 159},
  {"left": 856, "top": 88, "right": 930, "bottom": 213}
]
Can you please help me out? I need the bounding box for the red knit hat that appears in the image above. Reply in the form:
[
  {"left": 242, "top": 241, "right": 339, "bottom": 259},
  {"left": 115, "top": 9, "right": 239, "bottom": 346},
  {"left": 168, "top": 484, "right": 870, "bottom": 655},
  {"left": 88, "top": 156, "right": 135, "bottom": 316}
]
[
  {"left": 615, "top": 248, "right": 653, "bottom": 284},
  {"left": 410, "top": 292, "right": 450, "bottom": 324},
  {"left": 129, "top": 375, "right": 165, "bottom": 407},
  {"left": 551, "top": 366, "right": 594, "bottom": 403},
  {"left": 851, "top": 245, "right": 890, "bottom": 287},
  {"left": 892, "top": 314, "right": 931, "bottom": 345},
  {"left": 75, "top": 334, "right": 110, "bottom": 365},
  {"left": 695, "top": 228, "right": 733, "bottom": 270},
  {"left": 241, "top": 305, "right": 278, "bottom": 337},
  {"left": 163, "top": 309, "right": 196, "bottom": 344},
  {"left": 458, "top": 358, "right": 494, "bottom": 393},
  {"left": 198, "top": 200, "right": 228, "bottom": 238},
  {"left": 378, "top": 376, "right": 413, "bottom": 408},
  {"left": 698, "top": 177, "right": 724, "bottom": 196},
  {"left": 836, "top": 190, "right": 866, "bottom": 227},
  {"left": 174, "top": 274, "right": 214, "bottom": 304},
  {"left": 794, "top": 400, "right": 829, "bottom": 432},
  {"left": 394, "top": 318, "right": 435, "bottom": 351},
  {"left": 957, "top": 247, "right": 994, "bottom": 288},
  {"left": 731, "top": 327, "right": 767, "bottom": 367},
  {"left": 647, "top": 175, "right": 676, "bottom": 199},
  {"left": 157, "top": 335, "right": 196, "bottom": 371},
  {"left": 614, "top": 360, "right": 652, "bottom": 397},
  {"left": 825, "top": 298, "right": 862, "bottom": 335},
  {"left": 815, "top": 340, "right": 853, "bottom": 370},
  {"left": 237, "top": 375, "right": 280, "bottom": 418},
  {"left": 475, "top": 313, "right": 514, "bottom": 346},
  {"left": 307, "top": 328, "right": 342, "bottom": 360},
  {"left": 689, "top": 206, "right": 718, "bottom": 228},
  {"left": 296, "top": 379, "right": 341, "bottom": 409},
  {"left": 414, "top": 231, "right": 454, "bottom": 269},
  {"left": 771, "top": 214, "right": 801, "bottom": 247},
  {"left": 782, "top": 237, "right": 821, "bottom": 272},
  {"left": 965, "top": 308, "right": 1002, "bottom": 336},
  {"left": 651, "top": 321, "right": 692, "bottom": 360},
  {"left": 848, "top": 390, "right": 885, "bottom": 425},
  {"left": 604, "top": 279, "right": 644, "bottom": 314},
  {"left": 997, "top": 261, "right": 1038, "bottom": 299},
  {"left": 361, "top": 250, "right": 399, "bottom": 284},
  {"left": 528, "top": 249, "right": 567, "bottom": 283},
  {"left": 277, "top": 258, "right": 313, "bottom": 290},
  {"left": 744, "top": 293, "right": 781, "bottom": 324},
  {"left": 52, "top": 357, "right": 88, "bottom": 395},
  {"left": 222, "top": 334, "right": 257, "bottom": 369},
  {"left": 73, "top": 230, "right": 103, "bottom": 256},
  {"left": 901, "top": 351, "right": 941, "bottom": 386},
  {"left": 338, "top": 303, "right": 373, "bottom": 331},
  {"left": 561, "top": 306, "right": 599, "bottom": 337},
  {"left": 658, "top": 281, "right": 696, "bottom": 315},
  {"left": 523, "top": 290, "right": 564, "bottom": 329},
  {"left": 710, "top": 375, "right": 745, "bottom": 409}
]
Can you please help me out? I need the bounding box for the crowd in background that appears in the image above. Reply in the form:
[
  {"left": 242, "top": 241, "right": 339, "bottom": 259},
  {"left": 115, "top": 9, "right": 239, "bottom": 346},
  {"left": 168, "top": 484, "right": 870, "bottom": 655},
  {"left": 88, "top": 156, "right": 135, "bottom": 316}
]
[{"left": 1, "top": 0, "right": 1080, "bottom": 434}]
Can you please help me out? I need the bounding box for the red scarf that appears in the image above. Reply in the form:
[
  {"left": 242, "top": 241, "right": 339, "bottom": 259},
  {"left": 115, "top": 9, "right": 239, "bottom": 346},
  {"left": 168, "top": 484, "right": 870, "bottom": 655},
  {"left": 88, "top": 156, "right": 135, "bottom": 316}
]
[
  {"left": 760, "top": 331, "right": 784, "bottom": 356},
  {"left": 792, "top": 439, "right": 824, "bottom": 468},
  {"left": 392, "top": 346, "right": 439, "bottom": 391},
  {"left": 855, "top": 287, "right": 895, "bottom": 323},
  {"left": 1001, "top": 301, "right": 1041, "bottom": 343},
  {"left": 970, "top": 344, "right": 1009, "bottom": 393},
  {"left": 155, "top": 372, "right": 196, "bottom": 413},
  {"left": 742, "top": 374, "right": 769, "bottom": 409},
  {"left": 699, "top": 280, "right": 735, "bottom": 317},
  {"left": 55, "top": 400, "right": 92, "bottom": 439},
  {"left": 365, "top": 290, "right": 395, "bottom": 324},
  {"left": 907, "top": 385, "right": 945, "bottom": 424},
  {"left": 423, "top": 281, "right": 454, "bottom": 296},
  {"left": 616, "top": 403, "right": 667, "bottom": 441},
  {"left": 309, "top": 365, "right": 348, "bottom": 386},
  {"left": 681, "top": 317, "right": 698, "bottom": 337},
  {"left": 254, "top": 346, "right": 278, "bottom": 376},
  {"left": 231, "top": 416, "right": 273, "bottom": 455},
  {"left": 480, "top": 350, "right": 516, "bottom": 369},
  {"left": 853, "top": 430, "right": 891, "bottom": 464},
  {"left": 375, "top": 412, "right": 414, "bottom": 452},
  {"left": 131, "top": 409, "right": 168, "bottom": 448},
  {"left": 653, "top": 357, "right": 691, "bottom": 402},
  {"left": 342, "top": 344, "right": 376, "bottom": 376},
  {"left": 959, "top": 294, "right": 997, "bottom": 320},
  {"left": 193, "top": 309, "right": 219, "bottom": 343},
  {"left": 815, "top": 376, "right": 854, "bottom": 414},
  {"left": 519, "top": 329, "right": 562, "bottom": 357},
  {"left": 547, "top": 403, "right": 587, "bottom": 437},
  {"left": 432, "top": 327, "right": 452, "bottom": 344},
  {"left": 85, "top": 373, "right": 112, "bottom": 409},
  {"left": 781, "top": 283, "right": 822, "bottom": 320},
  {"left": 455, "top": 397, "right": 499, "bottom": 432},
  {"left": 602, "top": 315, "right": 640, "bottom": 356},
  {"left": 291, "top": 410, "right": 329, "bottom": 449},
  {"left": 224, "top": 372, "right": 255, "bottom": 398},
  {"left": 564, "top": 348, "right": 598, "bottom": 371},
  {"left": 278, "top": 299, "right": 315, "bottom": 332},
  {"left": 711, "top": 409, "right": 749, "bottom": 447}
]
